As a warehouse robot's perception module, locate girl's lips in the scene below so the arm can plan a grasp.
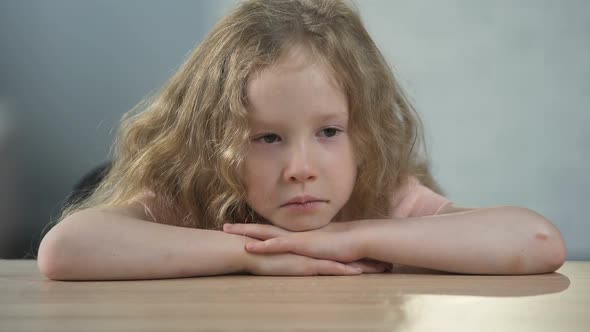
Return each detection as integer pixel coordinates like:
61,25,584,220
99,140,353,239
282,195,325,206
282,200,325,212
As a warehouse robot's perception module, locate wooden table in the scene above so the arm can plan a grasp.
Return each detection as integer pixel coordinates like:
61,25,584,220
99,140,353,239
0,260,587,331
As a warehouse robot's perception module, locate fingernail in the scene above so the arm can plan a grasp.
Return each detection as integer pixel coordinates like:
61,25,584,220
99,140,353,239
245,243,255,250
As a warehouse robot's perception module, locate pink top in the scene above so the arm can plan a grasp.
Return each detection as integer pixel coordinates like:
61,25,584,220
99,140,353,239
133,176,452,224
388,176,453,218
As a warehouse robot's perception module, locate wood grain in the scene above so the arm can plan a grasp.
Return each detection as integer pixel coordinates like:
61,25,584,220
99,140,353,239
0,260,586,331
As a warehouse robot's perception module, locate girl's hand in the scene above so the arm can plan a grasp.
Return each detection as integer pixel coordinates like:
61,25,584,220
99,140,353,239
223,221,373,264
244,251,389,276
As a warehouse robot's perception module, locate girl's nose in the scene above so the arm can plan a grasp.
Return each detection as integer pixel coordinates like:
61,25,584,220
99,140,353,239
283,144,318,183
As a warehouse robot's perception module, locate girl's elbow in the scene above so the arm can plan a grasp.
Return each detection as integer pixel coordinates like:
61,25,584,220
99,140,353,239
516,207,566,273
37,230,65,280
545,232,567,272
37,222,78,281
534,219,567,273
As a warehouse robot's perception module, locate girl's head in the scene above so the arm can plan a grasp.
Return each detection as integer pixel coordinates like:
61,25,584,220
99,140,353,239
243,44,357,231
61,0,443,230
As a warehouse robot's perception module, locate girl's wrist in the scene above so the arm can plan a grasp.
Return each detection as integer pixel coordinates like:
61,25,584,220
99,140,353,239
230,234,258,274
350,219,378,260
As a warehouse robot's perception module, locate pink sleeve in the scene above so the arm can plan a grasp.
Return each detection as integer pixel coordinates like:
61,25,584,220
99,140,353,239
388,176,453,218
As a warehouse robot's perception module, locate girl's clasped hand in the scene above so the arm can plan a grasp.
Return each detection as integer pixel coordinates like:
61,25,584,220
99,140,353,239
223,221,393,275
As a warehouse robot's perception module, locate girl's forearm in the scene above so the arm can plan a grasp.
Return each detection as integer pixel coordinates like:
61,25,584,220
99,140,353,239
37,210,251,280
361,206,566,275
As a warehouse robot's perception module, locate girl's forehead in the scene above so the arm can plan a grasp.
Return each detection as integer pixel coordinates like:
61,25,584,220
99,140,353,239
243,44,348,121
245,64,349,126
247,62,343,105
252,44,342,88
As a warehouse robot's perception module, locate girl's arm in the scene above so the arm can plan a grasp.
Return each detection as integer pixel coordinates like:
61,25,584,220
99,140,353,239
224,206,566,275
362,206,567,274
37,205,378,280
37,207,250,280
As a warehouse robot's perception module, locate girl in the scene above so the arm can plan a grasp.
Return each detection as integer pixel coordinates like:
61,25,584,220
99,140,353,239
37,0,566,280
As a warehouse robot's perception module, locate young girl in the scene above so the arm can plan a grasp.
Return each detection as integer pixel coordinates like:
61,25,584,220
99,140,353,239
37,0,566,280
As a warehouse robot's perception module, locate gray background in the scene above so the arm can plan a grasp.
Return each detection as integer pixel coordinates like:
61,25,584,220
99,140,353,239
0,0,587,260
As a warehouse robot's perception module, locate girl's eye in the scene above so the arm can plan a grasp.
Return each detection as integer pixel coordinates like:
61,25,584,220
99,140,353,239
253,128,342,144
256,134,281,144
320,127,342,138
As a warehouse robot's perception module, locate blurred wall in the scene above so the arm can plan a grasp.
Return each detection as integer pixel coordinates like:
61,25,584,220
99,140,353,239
358,0,589,260
0,0,236,258
0,1,588,259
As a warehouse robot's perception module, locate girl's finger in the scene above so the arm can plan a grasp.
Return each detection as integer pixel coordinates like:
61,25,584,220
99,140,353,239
223,223,289,240
314,259,362,276
245,237,294,253
346,260,389,274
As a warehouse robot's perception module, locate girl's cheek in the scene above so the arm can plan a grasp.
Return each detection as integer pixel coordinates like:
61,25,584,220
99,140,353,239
249,143,278,154
245,151,280,175
320,137,351,155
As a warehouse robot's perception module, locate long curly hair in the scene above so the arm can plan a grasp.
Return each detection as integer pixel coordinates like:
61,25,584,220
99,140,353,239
59,0,446,230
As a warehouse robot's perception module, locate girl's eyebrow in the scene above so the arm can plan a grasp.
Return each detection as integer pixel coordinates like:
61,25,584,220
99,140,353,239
250,112,348,126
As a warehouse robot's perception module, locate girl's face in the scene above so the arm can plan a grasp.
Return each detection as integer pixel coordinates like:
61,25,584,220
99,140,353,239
242,51,357,231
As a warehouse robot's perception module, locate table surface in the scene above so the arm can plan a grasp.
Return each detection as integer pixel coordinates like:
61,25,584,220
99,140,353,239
0,260,587,331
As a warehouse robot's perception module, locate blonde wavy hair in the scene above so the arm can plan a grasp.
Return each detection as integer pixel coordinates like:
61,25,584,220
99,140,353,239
59,0,446,230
